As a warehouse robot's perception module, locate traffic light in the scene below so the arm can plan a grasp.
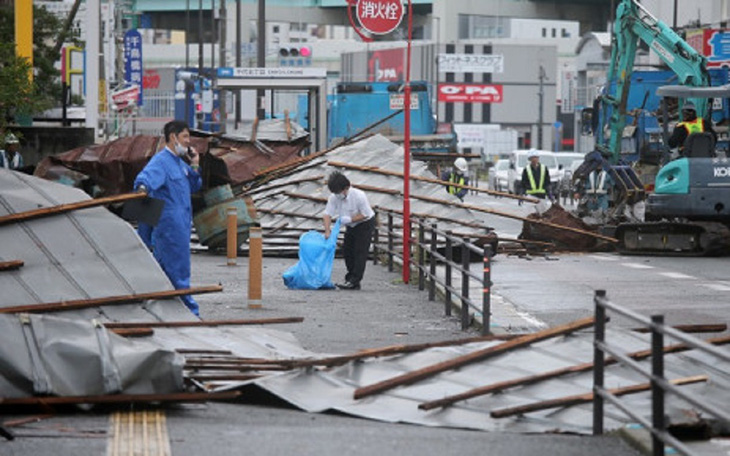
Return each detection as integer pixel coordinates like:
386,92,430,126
278,45,312,66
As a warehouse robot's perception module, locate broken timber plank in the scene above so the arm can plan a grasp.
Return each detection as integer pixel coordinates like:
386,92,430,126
0,285,223,314
104,317,304,329
489,375,708,418
0,260,24,271
328,160,539,203
0,391,241,408
0,192,146,227
281,191,490,230
632,323,727,334
353,316,596,400
412,193,618,243
419,335,730,410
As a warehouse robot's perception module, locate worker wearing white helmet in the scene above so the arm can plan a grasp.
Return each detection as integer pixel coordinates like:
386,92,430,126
0,133,23,170
521,150,552,200
441,157,469,201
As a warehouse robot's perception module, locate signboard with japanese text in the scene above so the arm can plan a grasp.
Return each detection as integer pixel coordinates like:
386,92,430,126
123,29,143,106
217,67,327,78
389,93,419,110
356,0,404,35
686,28,730,68
437,54,504,73
437,84,503,103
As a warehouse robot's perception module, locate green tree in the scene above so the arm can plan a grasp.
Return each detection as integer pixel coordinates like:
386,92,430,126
0,5,75,133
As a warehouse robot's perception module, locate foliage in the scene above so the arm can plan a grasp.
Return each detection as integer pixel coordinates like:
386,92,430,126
0,5,78,132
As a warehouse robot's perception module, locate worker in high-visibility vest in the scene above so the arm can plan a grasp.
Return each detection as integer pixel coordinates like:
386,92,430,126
668,101,716,156
521,151,553,200
575,163,612,213
441,157,469,201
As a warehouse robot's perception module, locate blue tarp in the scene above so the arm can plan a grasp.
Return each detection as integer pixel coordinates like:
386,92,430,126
283,220,341,290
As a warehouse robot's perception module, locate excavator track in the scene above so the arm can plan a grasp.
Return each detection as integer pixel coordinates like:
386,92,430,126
615,221,730,256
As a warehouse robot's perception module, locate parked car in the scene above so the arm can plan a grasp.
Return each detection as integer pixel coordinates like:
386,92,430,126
488,159,510,191
507,149,560,195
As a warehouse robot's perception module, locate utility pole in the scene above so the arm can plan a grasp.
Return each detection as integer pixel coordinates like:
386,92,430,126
218,0,227,133
537,65,546,150
257,0,266,119
235,0,241,128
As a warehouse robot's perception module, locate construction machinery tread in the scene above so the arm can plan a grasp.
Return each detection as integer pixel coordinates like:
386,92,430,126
615,221,730,256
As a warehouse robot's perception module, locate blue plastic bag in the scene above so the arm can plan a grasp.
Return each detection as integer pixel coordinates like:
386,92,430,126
282,220,341,290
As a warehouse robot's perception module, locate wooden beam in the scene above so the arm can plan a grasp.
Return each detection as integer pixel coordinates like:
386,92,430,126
632,323,727,334
419,335,730,410
280,191,491,230
0,192,147,227
104,317,304,329
353,317,596,400
0,285,223,314
245,175,324,196
411,193,618,243
490,375,708,419
328,160,539,203
0,260,24,271
0,391,241,408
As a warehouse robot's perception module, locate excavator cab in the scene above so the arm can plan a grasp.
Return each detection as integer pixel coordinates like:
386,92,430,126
615,85,730,255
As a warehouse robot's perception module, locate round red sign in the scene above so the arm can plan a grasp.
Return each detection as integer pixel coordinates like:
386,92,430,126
356,0,404,35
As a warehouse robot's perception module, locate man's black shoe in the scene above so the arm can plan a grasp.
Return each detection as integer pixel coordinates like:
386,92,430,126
337,281,360,290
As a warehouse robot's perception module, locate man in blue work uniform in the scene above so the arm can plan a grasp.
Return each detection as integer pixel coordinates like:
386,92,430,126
134,120,202,315
323,171,375,290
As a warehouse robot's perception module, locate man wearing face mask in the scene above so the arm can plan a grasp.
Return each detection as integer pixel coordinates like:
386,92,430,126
323,171,375,290
134,120,203,316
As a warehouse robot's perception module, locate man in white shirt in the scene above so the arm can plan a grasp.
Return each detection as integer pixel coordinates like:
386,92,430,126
323,171,376,290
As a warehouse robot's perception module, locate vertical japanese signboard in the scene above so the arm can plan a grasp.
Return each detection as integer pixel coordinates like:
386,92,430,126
124,29,143,106
356,0,404,35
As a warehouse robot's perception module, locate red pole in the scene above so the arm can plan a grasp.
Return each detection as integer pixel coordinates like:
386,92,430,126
402,0,413,284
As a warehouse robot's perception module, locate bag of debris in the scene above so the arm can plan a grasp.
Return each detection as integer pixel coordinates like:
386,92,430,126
283,220,341,290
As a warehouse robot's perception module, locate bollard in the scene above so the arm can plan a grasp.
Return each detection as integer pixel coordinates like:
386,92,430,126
248,226,262,309
226,207,237,266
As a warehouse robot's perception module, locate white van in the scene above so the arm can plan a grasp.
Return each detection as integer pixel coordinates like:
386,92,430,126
507,149,560,195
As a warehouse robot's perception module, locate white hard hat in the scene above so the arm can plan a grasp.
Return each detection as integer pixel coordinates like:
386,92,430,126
454,157,468,173
4,133,19,144
528,149,539,159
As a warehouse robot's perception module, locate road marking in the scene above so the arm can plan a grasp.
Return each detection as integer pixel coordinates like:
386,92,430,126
589,254,618,261
621,262,654,269
107,409,171,456
700,283,730,291
658,272,696,280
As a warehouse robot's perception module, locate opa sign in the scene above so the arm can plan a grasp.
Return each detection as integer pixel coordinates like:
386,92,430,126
438,84,503,103
356,0,404,35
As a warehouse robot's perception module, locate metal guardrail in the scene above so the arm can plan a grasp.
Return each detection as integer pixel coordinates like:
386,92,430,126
592,290,730,456
373,208,494,335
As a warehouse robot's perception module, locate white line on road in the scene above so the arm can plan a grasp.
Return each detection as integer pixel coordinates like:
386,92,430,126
620,262,654,269
589,254,619,261
658,272,696,280
700,283,730,291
